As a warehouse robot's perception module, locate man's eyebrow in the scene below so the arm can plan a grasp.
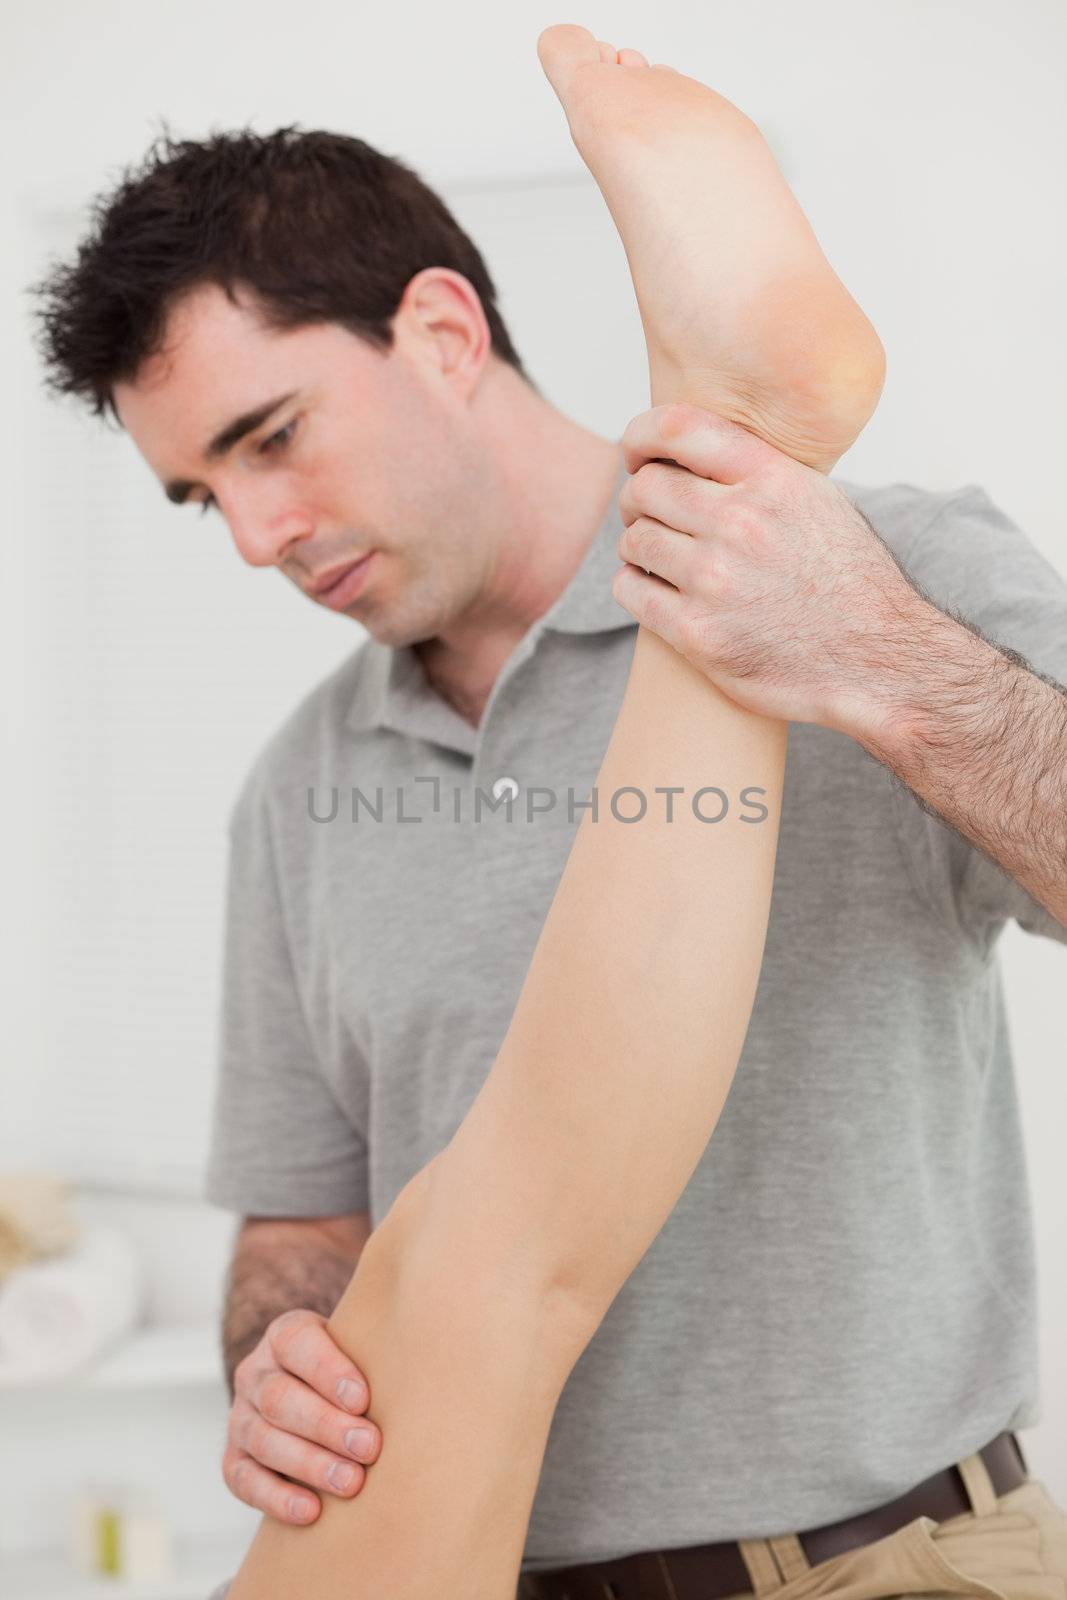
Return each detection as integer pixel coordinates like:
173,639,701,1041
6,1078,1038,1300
163,390,299,505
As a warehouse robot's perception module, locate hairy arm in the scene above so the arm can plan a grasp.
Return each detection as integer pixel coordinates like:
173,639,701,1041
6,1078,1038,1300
222,1216,372,1396
849,601,1067,927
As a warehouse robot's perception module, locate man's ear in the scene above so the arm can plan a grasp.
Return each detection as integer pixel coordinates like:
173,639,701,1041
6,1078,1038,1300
392,267,490,396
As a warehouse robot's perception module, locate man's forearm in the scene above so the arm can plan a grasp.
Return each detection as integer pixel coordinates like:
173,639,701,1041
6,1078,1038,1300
846,596,1067,926
222,1224,362,1396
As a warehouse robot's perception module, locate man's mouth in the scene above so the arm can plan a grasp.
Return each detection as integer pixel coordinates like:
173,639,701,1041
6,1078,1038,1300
309,552,377,610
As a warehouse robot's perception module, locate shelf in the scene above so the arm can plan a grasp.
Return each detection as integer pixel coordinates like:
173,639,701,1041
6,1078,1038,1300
0,1537,242,1599
0,1323,225,1392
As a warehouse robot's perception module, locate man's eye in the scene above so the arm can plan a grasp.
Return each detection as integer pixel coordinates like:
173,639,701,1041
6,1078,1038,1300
259,418,298,455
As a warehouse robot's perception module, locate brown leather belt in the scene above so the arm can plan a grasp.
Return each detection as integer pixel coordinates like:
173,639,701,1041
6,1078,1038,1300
517,1431,1028,1600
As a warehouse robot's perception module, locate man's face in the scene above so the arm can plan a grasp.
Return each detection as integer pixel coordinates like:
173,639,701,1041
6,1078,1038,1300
113,280,496,647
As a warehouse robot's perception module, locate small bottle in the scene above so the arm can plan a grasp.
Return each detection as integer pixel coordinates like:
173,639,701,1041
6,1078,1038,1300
121,1491,176,1583
68,1483,175,1581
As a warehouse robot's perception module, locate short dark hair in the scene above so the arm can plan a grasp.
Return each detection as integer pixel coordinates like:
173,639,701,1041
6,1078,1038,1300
29,123,534,421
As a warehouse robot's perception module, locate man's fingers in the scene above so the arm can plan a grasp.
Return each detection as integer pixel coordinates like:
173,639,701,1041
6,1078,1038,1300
620,402,778,484
234,1403,370,1503
618,459,729,537
268,1310,371,1413
617,516,703,595
222,1444,323,1525
610,562,697,653
224,1310,382,1528
249,1373,382,1464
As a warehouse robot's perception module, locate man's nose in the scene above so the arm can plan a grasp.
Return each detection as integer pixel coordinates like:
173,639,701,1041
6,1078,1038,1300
223,487,313,568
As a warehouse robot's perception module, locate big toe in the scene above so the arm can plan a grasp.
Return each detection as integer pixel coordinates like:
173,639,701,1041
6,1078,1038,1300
537,23,603,99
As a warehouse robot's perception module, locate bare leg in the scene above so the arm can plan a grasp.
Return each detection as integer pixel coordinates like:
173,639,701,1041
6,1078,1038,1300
222,27,884,1600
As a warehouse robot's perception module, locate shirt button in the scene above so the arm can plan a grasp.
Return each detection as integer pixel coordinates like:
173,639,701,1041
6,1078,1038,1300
492,776,520,802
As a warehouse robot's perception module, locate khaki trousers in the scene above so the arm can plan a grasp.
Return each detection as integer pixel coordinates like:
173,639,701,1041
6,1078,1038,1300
730,1454,1067,1600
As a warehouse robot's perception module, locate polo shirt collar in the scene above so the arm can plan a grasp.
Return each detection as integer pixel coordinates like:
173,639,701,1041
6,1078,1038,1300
345,452,633,749
344,635,480,755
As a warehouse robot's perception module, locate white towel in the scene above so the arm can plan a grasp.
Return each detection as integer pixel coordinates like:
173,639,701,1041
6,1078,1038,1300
0,1225,143,1380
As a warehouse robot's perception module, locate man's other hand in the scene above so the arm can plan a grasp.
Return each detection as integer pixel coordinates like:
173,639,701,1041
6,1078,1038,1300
223,1308,382,1524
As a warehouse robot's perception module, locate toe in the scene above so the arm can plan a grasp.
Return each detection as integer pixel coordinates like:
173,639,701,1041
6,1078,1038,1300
537,23,603,97
617,47,649,68
596,39,618,63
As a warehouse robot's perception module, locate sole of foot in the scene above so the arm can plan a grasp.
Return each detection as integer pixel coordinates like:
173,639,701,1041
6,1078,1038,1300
537,24,886,473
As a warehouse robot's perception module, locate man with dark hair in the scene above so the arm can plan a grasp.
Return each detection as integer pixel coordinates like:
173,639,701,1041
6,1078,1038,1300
35,121,536,411
31,22,1067,1600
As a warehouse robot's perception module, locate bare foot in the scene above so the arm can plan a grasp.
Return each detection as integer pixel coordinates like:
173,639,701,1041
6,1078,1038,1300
537,24,886,472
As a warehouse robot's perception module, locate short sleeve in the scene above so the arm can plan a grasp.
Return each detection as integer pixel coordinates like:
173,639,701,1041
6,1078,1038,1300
890,486,1067,947
202,764,371,1216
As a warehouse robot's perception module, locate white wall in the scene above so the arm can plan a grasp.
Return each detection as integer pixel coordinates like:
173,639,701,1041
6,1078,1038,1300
2,0,1064,1562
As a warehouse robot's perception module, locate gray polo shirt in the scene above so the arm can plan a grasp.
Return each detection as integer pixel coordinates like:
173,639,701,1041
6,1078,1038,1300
204,461,1066,1569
